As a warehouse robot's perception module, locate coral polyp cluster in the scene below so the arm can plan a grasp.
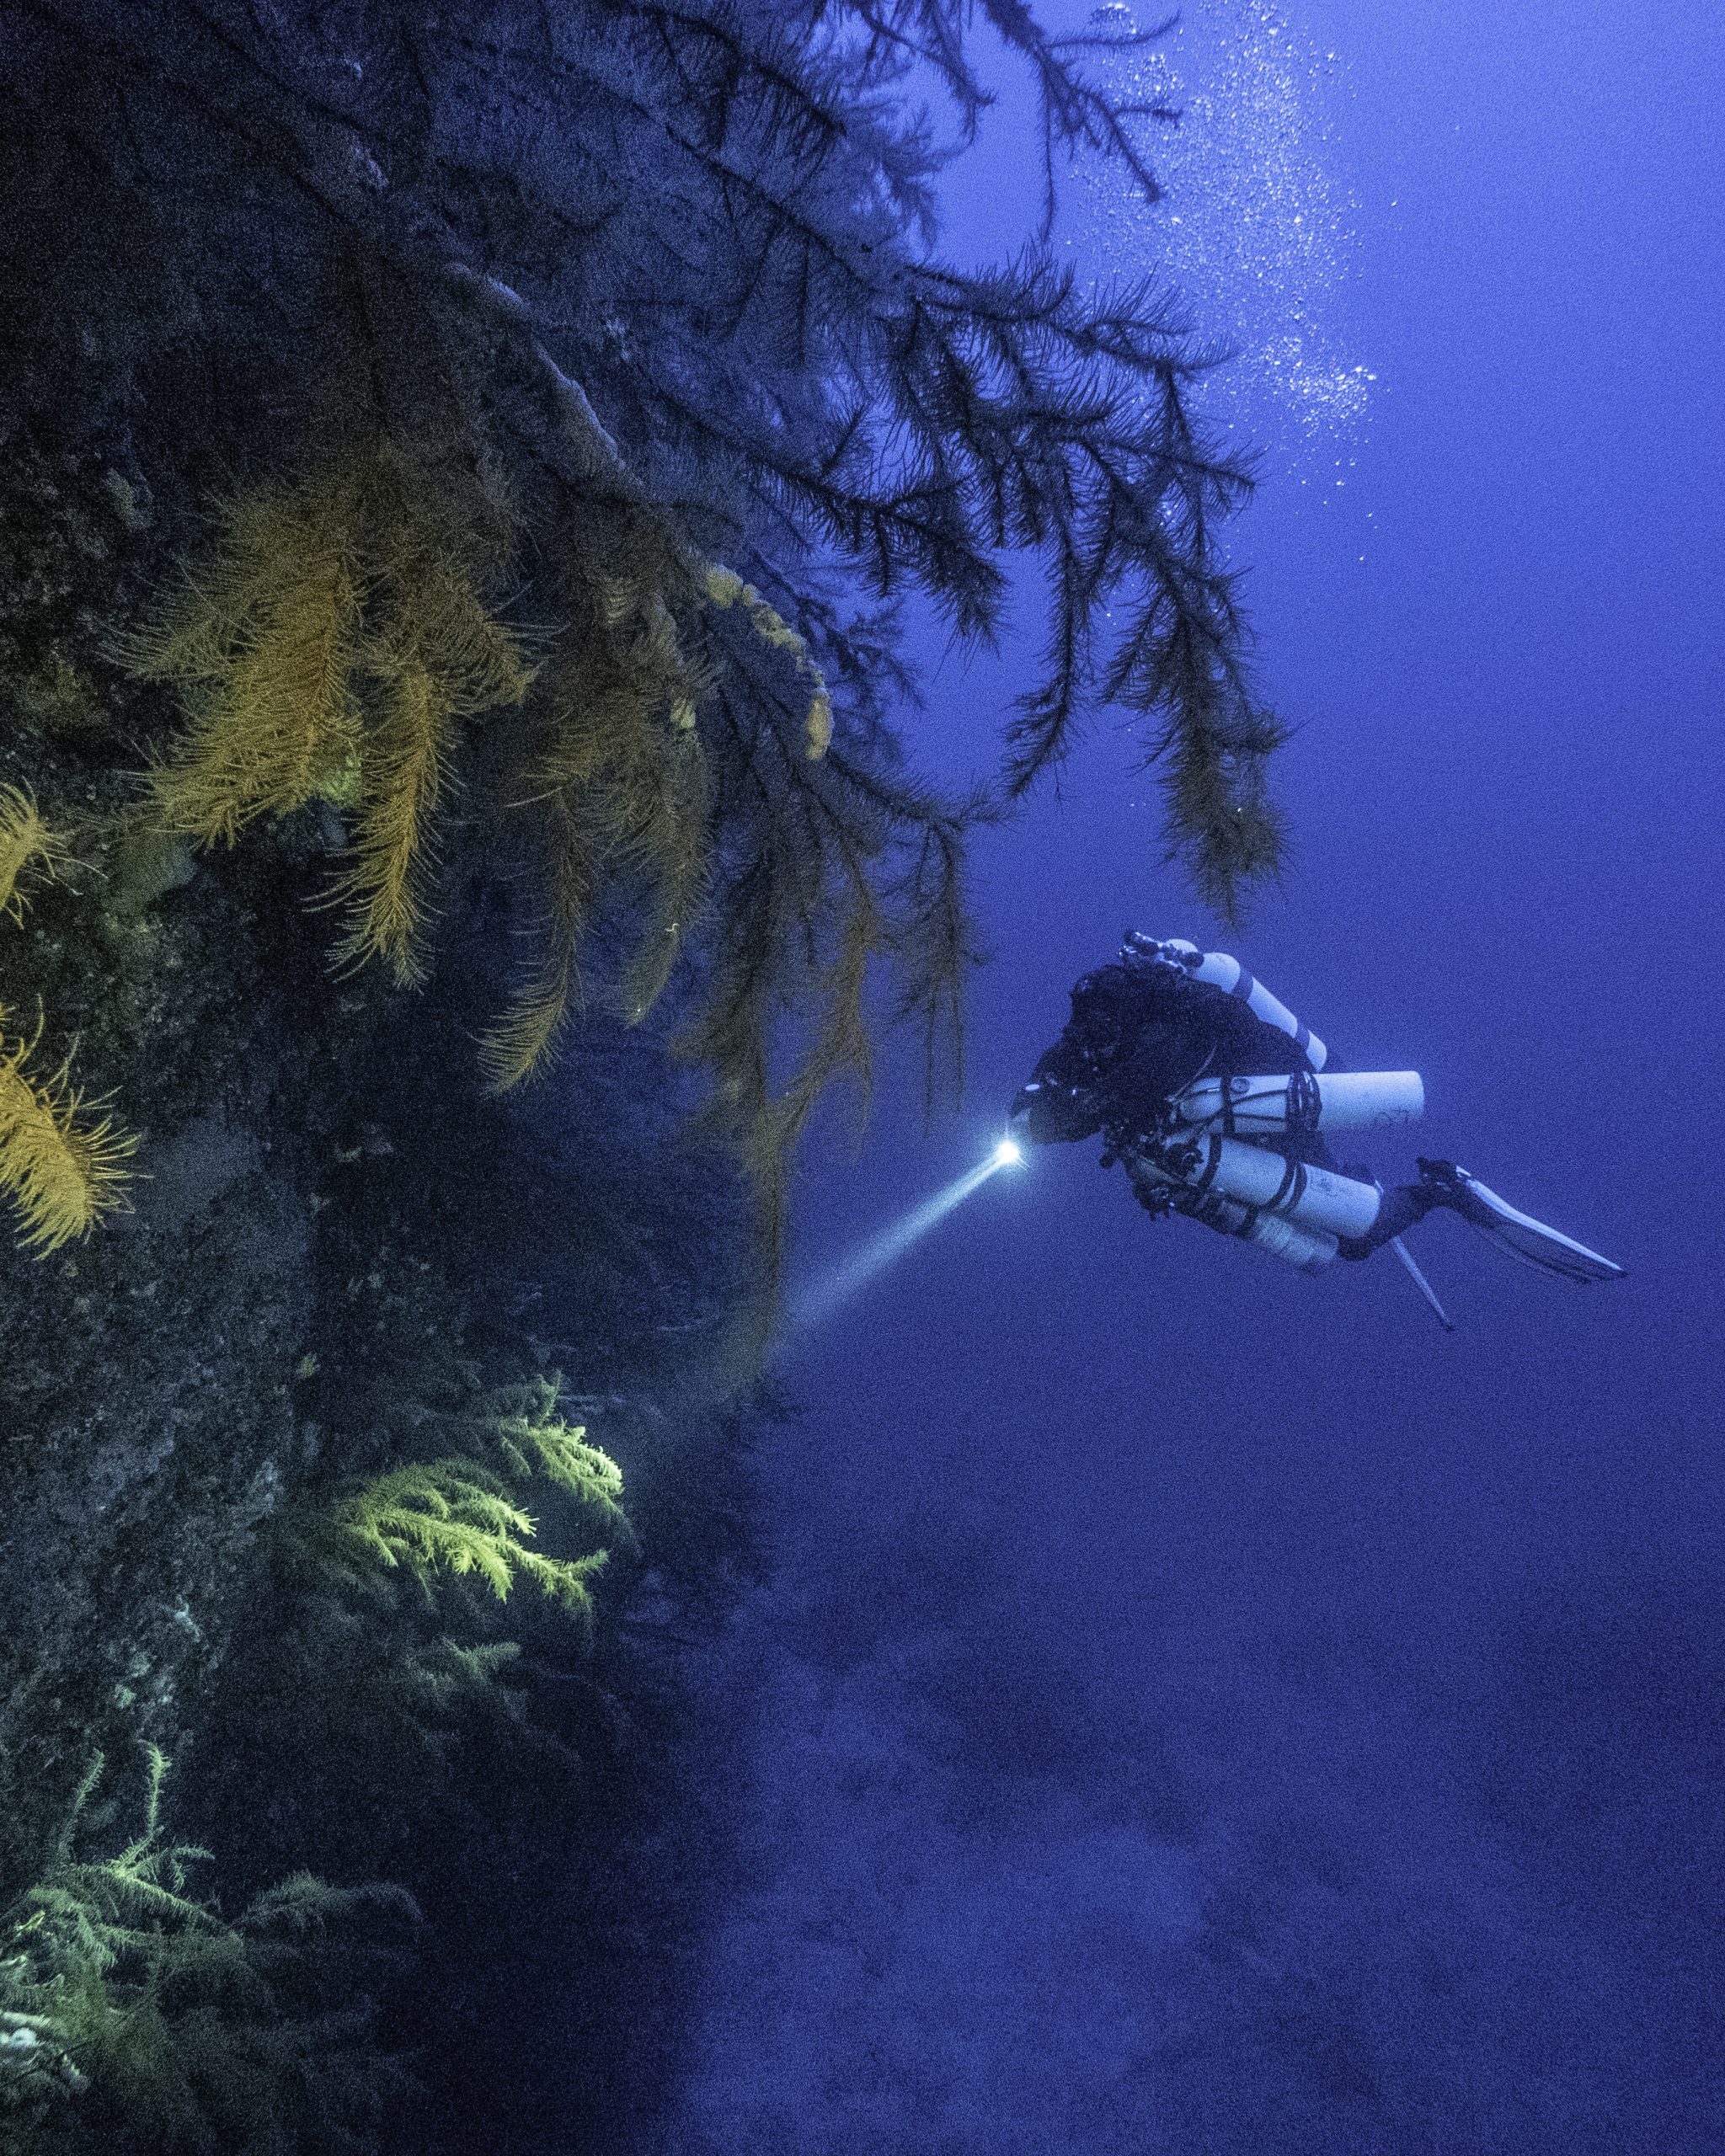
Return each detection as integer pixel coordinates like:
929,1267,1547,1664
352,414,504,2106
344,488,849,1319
704,565,833,760
0,788,134,1255
0,1022,136,1254
0,787,67,924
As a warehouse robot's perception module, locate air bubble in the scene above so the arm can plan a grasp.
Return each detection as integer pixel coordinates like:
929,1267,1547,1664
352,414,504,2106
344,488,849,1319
1069,0,1374,464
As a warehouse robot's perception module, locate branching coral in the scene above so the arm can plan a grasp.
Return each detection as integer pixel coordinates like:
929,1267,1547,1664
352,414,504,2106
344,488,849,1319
478,509,714,1086
314,1460,611,1623
0,1749,415,2153
292,1378,625,1641
131,435,949,1292
129,443,533,988
130,465,371,844
322,451,537,985
99,0,1287,1299
473,1380,629,1528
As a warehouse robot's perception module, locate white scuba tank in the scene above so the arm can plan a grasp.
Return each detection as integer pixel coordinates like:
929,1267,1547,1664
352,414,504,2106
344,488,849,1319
1146,937,1329,1071
1240,1211,1340,1273
1176,1070,1425,1136
1164,1133,1383,1241
1127,1155,1342,1272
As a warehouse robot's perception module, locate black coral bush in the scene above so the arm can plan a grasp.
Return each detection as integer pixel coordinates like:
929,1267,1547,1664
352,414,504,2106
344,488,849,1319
54,0,1284,1278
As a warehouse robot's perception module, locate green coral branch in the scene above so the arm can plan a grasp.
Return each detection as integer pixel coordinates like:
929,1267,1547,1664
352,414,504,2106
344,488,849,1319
318,1459,611,1622
0,1750,416,2152
467,1376,630,1530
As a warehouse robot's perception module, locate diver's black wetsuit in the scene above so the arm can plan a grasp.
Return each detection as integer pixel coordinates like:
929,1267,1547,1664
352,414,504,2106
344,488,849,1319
1014,958,1315,1148
1013,955,1427,1258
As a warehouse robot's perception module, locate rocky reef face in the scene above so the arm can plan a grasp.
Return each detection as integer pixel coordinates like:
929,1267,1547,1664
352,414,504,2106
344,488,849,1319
0,376,760,2153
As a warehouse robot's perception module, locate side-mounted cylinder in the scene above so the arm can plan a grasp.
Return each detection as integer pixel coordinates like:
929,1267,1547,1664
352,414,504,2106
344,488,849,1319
1150,1133,1383,1241
1127,1154,1343,1273
1193,1192,1340,1273
1175,1070,1425,1137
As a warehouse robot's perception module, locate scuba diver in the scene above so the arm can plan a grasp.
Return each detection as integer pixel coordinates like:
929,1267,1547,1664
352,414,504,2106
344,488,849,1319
1008,932,1624,1321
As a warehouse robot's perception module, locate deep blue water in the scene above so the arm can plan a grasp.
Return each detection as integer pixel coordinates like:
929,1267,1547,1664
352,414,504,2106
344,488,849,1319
660,4,1725,2149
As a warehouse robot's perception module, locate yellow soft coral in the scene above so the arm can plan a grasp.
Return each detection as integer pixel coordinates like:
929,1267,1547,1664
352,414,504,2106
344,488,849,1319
0,784,68,921
322,456,533,983
128,443,957,1314
128,445,531,985
131,467,369,844
481,534,710,1087
0,1016,136,1251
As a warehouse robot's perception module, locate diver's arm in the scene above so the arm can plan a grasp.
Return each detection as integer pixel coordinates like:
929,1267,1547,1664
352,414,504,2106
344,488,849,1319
1009,963,1174,1144
1009,1050,1103,1145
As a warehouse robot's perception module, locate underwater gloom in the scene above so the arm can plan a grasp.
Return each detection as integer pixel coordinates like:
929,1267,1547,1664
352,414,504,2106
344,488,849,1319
1,3,1719,2153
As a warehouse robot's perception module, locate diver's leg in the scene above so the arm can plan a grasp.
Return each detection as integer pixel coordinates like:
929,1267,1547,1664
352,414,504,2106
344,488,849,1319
1343,1160,1625,1280
1335,1179,1436,1262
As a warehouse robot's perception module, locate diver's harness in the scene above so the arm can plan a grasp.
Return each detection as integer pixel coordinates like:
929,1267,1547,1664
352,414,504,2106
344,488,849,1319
1097,936,1425,1275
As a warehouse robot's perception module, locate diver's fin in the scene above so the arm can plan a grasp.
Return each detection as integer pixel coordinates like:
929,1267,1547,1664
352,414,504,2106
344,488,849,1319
1418,1160,1626,1284
1390,1235,1455,1330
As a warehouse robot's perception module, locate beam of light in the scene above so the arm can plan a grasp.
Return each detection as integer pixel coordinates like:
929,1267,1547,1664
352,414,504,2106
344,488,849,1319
791,1144,1023,1332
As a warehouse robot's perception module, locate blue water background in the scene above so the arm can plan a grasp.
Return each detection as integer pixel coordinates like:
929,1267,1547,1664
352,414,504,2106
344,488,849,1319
662,4,1725,2148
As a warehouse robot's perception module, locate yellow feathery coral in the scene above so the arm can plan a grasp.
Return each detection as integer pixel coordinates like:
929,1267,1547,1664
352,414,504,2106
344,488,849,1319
323,488,533,983
0,785,68,921
323,654,450,983
124,446,952,1313
133,467,368,843
0,1016,136,1252
483,536,710,1086
130,446,531,985
615,725,709,1025
478,791,596,1091
677,853,884,1285
328,599,528,987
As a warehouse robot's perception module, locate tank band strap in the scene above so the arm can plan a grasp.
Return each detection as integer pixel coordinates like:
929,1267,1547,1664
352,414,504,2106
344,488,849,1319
1287,1069,1322,1136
